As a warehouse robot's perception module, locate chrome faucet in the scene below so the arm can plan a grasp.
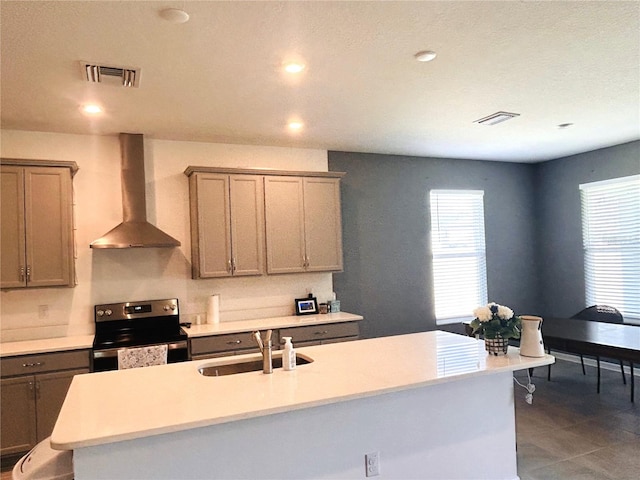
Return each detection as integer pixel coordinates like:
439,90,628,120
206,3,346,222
252,330,273,374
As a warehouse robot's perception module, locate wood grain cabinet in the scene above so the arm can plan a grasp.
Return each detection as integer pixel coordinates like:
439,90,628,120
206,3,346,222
264,176,343,274
279,322,360,347
1,160,77,289
190,331,265,360
187,172,265,278
0,350,90,456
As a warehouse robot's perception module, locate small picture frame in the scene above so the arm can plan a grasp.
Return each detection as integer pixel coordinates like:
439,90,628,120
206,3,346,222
295,296,319,316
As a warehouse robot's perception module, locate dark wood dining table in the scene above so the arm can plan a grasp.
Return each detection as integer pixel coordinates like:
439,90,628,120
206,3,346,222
541,317,640,402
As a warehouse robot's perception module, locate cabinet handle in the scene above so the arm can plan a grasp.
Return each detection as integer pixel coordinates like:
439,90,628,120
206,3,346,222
35,381,41,399
26,265,31,281
19,266,25,282
314,330,329,336
232,258,237,273
226,340,242,345
28,381,35,392
227,260,232,273
22,362,44,368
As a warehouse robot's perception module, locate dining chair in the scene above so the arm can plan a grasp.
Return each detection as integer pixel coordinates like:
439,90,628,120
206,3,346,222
567,305,626,393
117,344,168,370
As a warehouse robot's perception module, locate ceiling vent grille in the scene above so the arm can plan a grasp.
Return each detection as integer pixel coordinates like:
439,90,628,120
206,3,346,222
473,111,520,126
81,62,141,88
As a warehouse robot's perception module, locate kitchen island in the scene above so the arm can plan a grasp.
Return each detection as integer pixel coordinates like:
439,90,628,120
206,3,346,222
52,331,553,479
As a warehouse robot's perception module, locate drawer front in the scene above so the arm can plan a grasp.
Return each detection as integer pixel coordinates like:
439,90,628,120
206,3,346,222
190,332,258,355
280,322,360,344
1,350,90,378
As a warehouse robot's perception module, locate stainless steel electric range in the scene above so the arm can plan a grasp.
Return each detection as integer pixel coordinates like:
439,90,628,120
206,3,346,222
92,298,189,372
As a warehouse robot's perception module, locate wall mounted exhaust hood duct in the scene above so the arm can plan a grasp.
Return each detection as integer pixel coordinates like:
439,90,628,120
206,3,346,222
90,133,181,248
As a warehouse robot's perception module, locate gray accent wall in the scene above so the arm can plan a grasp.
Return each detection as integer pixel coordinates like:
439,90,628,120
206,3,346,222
328,152,539,339
536,141,640,318
330,141,639,339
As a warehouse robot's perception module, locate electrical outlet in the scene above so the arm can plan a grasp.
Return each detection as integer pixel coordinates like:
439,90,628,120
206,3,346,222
365,452,380,477
38,305,49,319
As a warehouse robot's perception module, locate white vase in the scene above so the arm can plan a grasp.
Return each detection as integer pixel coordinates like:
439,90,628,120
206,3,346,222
519,315,546,357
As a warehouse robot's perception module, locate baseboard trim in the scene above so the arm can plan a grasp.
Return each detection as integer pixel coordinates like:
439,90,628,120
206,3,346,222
551,351,638,377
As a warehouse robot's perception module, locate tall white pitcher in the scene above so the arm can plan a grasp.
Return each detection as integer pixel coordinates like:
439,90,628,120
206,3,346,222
519,315,545,357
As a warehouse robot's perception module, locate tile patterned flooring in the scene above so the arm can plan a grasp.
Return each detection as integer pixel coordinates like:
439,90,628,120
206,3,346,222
2,357,638,479
515,358,640,480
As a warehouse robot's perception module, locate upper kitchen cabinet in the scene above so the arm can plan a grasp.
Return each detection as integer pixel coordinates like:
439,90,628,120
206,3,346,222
1,160,77,289
186,169,265,278
265,175,344,274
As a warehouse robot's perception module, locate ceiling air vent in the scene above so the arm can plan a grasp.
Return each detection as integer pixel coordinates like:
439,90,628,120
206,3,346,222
81,62,141,88
473,111,520,126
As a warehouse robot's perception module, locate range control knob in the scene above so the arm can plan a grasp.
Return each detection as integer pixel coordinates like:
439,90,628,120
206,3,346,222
96,310,104,317
105,309,113,316
164,304,177,312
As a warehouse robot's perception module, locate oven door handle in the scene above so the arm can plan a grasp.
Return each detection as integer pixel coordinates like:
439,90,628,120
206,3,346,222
93,341,188,359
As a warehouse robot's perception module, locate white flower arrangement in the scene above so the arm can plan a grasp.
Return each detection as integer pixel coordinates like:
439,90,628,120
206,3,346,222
470,302,521,340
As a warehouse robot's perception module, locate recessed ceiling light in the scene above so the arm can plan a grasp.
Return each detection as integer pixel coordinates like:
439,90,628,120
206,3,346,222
288,121,303,131
159,8,190,24
81,104,103,115
284,62,305,74
557,123,574,129
414,50,437,62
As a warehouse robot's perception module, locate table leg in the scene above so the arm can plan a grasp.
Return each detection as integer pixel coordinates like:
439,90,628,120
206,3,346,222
597,356,601,394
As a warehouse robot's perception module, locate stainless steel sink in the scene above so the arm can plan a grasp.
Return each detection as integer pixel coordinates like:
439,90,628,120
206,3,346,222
198,354,313,377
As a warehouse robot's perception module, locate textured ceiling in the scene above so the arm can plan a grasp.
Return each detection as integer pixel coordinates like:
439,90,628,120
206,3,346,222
1,1,639,162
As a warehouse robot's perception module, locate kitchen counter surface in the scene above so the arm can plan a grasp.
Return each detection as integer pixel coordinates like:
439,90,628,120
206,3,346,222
183,311,363,337
0,335,94,357
51,330,553,450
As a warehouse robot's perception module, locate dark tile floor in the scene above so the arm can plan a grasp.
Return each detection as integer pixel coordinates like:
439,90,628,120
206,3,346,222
2,357,637,480
515,357,640,480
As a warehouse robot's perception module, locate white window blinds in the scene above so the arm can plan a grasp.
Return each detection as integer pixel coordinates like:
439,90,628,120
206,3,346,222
429,190,487,323
580,175,640,321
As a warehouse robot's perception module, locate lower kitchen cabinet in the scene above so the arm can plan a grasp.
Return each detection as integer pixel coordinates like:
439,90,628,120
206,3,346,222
190,322,360,359
190,331,264,360
0,350,90,456
280,322,360,347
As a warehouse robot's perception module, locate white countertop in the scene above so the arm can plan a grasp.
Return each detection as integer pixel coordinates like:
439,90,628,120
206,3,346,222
0,335,94,357
51,331,554,450
183,312,363,337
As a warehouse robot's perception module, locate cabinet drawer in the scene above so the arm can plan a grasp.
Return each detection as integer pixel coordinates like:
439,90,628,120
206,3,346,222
1,350,90,378
280,322,360,344
190,332,259,356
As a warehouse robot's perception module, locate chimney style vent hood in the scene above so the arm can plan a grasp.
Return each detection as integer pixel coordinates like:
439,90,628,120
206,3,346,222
90,133,181,249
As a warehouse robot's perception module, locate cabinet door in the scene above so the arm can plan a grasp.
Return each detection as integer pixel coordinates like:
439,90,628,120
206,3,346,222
35,369,88,442
229,175,264,276
264,176,306,274
24,167,73,287
1,376,37,455
191,173,232,278
1,166,27,288
303,177,343,272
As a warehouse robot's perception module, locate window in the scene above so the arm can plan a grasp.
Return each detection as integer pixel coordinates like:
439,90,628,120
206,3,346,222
429,190,487,324
580,175,640,321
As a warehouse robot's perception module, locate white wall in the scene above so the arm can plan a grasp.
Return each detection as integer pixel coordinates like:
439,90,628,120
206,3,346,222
73,372,518,480
0,130,334,342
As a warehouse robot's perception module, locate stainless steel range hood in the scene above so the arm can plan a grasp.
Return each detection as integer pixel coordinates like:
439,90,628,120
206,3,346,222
90,133,181,249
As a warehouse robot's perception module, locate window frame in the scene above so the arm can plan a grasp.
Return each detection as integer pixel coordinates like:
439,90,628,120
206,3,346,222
579,174,640,321
429,189,488,325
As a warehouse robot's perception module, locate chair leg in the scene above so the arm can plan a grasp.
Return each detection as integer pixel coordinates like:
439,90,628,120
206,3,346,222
547,348,552,381
631,362,635,403
596,356,601,394
580,354,586,375
619,360,626,385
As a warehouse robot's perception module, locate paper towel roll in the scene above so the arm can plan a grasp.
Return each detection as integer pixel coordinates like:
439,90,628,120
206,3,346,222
206,294,220,324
